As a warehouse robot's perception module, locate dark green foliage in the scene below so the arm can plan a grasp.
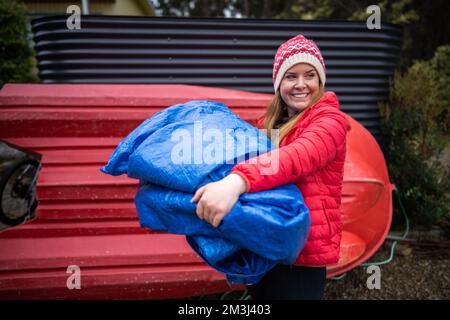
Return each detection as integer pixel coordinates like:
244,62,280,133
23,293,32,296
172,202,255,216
0,0,39,87
379,46,450,227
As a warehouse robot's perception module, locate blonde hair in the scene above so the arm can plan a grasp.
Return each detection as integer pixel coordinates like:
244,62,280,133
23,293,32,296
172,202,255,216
264,82,324,148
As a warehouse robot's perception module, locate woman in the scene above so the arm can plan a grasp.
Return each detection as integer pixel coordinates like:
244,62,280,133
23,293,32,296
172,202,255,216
191,35,348,300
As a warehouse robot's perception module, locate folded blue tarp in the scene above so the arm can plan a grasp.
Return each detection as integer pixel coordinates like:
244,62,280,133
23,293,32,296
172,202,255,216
101,100,310,284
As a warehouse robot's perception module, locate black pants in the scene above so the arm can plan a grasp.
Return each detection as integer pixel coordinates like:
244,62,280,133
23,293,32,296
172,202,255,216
246,264,327,300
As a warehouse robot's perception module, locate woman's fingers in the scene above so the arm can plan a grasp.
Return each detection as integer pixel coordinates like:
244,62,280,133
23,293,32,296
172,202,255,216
203,205,213,224
197,201,226,228
212,213,225,228
196,199,205,220
191,186,205,203
192,180,234,227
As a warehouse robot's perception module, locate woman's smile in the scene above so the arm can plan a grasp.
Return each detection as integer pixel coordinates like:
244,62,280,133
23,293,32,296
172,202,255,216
291,92,310,99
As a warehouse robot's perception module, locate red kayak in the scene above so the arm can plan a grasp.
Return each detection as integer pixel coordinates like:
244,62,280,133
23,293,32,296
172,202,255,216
0,84,393,299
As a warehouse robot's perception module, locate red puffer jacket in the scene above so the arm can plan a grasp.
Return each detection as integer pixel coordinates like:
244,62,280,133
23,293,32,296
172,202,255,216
231,91,349,266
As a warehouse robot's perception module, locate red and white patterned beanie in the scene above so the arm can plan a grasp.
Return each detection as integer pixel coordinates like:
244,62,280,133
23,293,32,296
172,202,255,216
273,35,326,92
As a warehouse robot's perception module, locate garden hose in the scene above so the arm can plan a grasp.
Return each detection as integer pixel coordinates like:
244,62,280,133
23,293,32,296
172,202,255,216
331,186,410,280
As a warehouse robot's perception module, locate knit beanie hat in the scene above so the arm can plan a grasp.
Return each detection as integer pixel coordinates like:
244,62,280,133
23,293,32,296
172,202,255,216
273,35,326,92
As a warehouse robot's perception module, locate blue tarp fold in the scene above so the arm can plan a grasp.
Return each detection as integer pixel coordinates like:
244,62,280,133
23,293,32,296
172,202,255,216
101,100,310,284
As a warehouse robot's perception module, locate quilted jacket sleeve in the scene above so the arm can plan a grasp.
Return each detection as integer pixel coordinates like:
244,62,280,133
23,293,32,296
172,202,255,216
231,107,348,193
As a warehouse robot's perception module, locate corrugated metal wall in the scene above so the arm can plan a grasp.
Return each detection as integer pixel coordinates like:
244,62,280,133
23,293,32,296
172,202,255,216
30,15,402,138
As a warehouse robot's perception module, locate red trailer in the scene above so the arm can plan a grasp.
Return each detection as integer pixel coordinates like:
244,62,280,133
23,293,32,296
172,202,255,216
0,84,394,299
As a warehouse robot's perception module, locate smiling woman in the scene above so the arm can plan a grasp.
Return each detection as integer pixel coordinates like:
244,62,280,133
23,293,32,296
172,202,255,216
194,34,349,300
279,63,322,116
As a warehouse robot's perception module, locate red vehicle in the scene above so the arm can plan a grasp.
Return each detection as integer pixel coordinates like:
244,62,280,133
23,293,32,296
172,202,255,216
0,84,394,299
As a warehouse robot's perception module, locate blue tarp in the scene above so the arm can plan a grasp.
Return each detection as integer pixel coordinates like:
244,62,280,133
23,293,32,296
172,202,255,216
101,100,310,284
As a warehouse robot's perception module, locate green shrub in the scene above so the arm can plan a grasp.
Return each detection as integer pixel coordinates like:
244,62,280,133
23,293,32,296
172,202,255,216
0,0,39,87
380,45,450,228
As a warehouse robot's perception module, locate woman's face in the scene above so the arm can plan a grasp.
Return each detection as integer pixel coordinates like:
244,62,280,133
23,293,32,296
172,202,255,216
279,63,320,116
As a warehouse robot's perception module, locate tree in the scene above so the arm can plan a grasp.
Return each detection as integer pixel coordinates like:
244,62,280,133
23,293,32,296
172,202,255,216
379,45,450,227
275,0,449,70
0,0,38,87
156,0,229,17
154,0,294,18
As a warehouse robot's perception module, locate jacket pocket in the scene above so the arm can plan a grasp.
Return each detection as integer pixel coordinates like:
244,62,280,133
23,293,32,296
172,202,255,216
321,199,333,240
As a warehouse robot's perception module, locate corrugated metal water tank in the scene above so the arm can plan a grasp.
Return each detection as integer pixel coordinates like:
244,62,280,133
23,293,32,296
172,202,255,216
30,15,402,138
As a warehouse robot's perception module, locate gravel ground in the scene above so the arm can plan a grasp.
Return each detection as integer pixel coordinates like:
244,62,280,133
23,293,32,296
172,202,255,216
323,241,450,300
196,235,449,300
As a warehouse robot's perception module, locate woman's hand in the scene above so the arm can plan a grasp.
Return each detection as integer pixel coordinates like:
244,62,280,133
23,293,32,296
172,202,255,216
191,173,247,228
